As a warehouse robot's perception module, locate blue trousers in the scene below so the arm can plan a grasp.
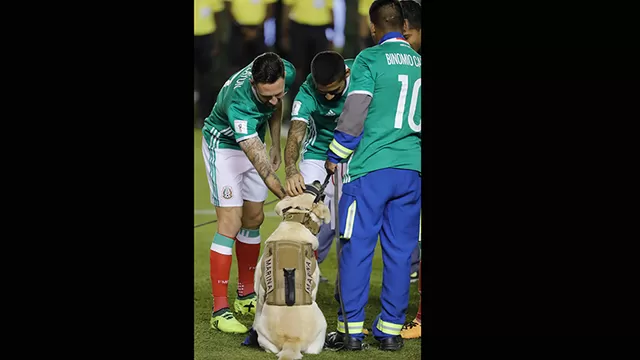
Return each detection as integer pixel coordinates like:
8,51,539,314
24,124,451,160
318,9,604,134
334,168,421,340
317,205,420,271
316,223,335,264
319,224,421,272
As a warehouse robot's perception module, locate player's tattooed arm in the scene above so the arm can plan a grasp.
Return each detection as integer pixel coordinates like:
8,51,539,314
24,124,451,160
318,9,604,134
239,137,287,199
284,119,308,196
284,120,308,178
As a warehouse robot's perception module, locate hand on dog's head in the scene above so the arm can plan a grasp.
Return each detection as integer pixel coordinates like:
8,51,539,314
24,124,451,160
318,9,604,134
275,182,331,227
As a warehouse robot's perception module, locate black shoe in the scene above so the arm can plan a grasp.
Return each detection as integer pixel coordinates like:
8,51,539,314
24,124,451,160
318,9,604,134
379,335,404,351
324,331,364,351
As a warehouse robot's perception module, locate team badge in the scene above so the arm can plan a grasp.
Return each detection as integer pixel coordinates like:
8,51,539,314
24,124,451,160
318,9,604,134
222,186,233,199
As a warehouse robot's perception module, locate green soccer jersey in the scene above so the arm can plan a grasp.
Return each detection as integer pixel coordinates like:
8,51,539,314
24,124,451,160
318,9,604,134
342,38,422,183
202,59,296,150
291,59,355,161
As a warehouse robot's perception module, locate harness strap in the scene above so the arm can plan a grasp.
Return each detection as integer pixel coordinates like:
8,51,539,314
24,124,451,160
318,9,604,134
282,211,320,235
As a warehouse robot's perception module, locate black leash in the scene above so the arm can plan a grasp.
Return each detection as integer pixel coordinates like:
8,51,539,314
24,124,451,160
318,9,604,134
313,173,332,204
331,169,351,348
322,167,353,349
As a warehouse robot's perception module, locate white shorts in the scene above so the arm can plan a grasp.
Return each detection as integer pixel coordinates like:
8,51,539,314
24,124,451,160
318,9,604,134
299,159,346,229
202,137,268,207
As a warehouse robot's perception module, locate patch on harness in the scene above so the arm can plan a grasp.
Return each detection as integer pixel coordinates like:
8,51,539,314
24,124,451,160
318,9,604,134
264,254,274,295
305,257,313,294
261,240,316,306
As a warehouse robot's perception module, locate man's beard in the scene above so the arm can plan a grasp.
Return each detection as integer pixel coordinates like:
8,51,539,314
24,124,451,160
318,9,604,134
328,93,342,102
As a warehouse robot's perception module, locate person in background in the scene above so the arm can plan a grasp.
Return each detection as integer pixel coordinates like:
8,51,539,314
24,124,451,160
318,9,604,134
225,0,278,75
281,0,335,101
401,0,422,54
358,0,375,50
403,0,422,282
400,0,423,340
195,0,225,128
327,0,347,51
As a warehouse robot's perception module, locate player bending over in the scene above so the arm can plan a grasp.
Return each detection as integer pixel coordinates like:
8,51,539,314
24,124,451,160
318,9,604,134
201,52,295,334
284,51,352,277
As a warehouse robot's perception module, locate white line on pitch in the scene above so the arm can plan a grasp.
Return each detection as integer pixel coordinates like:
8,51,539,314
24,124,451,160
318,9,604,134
194,209,279,217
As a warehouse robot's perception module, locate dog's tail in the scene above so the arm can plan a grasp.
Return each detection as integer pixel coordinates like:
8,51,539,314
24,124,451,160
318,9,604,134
277,336,302,360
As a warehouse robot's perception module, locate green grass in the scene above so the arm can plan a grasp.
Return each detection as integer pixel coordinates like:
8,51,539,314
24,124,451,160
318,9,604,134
194,129,421,359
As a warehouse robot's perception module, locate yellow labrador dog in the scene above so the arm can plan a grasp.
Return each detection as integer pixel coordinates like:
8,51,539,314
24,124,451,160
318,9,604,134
251,185,331,360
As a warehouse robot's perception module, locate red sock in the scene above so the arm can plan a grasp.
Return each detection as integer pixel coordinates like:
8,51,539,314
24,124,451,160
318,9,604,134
210,232,234,312
416,261,422,324
314,250,318,259
235,228,261,297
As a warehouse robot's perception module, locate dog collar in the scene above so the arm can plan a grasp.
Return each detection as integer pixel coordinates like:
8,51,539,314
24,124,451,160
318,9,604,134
281,207,320,235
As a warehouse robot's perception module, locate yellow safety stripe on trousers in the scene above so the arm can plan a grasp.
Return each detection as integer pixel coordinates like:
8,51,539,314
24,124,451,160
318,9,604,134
376,319,403,336
337,320,364,334
329,139,353,159
343,200,357,239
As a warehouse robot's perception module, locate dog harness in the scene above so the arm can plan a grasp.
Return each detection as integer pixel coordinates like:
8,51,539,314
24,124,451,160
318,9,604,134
260,207,319,307
280,205,321,235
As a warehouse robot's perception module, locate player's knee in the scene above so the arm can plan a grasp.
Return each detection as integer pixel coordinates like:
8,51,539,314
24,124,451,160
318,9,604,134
217,210,243,237
241,211,264,229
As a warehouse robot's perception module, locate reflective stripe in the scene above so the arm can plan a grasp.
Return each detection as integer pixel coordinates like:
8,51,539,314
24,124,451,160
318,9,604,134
329,139,353,158
376,319,403,336
337,320,364,334
343,200,357,239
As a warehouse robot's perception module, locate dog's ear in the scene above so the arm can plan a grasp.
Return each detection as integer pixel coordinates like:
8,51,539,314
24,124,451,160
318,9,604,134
310,202,331,225
274,197,293,216
319,203,331,224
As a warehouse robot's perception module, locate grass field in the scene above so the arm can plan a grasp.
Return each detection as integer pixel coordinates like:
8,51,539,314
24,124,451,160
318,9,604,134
194,128,421,359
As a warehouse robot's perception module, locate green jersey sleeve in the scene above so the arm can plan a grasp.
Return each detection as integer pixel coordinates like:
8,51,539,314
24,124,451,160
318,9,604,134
290,76,317,123
347,50,375,98
227,101,261,142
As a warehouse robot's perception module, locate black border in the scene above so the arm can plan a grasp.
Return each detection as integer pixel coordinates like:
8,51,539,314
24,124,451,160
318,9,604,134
36,0,639,357
422,0,640,356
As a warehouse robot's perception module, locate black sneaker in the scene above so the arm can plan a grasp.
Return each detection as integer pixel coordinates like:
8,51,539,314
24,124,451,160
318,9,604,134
324,331,364,351
379,335,404,351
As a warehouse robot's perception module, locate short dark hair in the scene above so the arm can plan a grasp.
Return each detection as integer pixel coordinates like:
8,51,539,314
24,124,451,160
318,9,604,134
401,0,421,30
251,52,284,84
311,51,346,86
369,0,405,32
